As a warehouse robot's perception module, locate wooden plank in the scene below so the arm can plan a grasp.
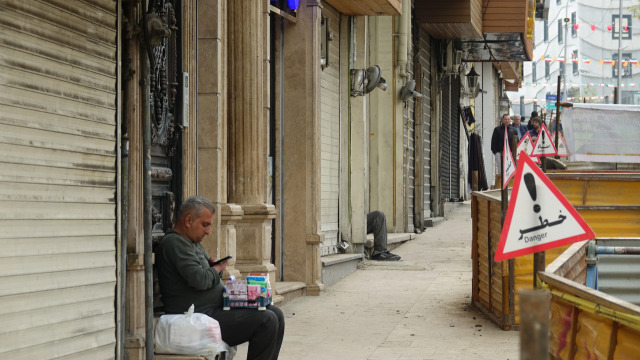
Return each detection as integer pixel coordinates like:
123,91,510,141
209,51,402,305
472,189,502,202
483,24,526,33
547,241,588,277
539,272,640,315
324,0,401,15
0,267,116,297
0,283,115,315
0,327,115,359
472,195,479,301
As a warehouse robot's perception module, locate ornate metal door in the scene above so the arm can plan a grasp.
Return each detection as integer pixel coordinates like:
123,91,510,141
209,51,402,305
148,0,183,244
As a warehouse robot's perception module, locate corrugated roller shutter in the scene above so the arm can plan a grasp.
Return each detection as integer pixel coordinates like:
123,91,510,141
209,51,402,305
440,76,452,201
418,30,432,218
405,71,415,233
319,4,341,256
440,75,461,201
0,1,117,358
450,77,461,200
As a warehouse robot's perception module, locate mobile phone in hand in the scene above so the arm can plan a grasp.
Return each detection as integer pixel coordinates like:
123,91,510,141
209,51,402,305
212,256,232,266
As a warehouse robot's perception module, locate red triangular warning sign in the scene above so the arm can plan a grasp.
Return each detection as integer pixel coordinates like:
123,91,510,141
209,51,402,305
503,128,516,189
530,123,558,157
494,152,595,261
516,132,533,162
551,133,569,157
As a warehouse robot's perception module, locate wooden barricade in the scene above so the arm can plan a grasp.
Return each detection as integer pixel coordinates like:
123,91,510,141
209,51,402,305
471,171,640,330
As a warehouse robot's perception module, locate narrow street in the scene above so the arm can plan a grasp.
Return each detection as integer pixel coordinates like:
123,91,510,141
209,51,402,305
235,203,520,359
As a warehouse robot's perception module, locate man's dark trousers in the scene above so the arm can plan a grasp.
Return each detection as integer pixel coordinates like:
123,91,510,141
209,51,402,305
210,305,285,360
367,211,388,256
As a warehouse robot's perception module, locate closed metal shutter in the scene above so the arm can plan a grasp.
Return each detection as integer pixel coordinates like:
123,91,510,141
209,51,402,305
450,77,461,200
319,4,341,256
405,68,415,233
417,27,432,219
440,75,461,201
0,1,118,358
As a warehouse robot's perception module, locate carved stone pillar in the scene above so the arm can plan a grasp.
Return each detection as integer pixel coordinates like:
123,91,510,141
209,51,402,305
227,0,275,279
234,204,276,280
219,203,243,280
280,0,324,295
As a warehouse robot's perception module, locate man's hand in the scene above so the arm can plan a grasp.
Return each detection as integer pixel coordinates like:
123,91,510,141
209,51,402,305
210,257,229,273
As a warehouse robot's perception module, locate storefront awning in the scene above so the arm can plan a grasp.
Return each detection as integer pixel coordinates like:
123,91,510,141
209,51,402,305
415,0,483,40
418,0,535,62
495,61,522,91
323,0,401,16
460,33,534,62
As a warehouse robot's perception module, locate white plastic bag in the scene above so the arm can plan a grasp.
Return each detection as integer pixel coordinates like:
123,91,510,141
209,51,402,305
155,304,227,359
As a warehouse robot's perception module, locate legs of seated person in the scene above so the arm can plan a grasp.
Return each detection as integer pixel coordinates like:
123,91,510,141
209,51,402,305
210,305,285,360
366,211,387,256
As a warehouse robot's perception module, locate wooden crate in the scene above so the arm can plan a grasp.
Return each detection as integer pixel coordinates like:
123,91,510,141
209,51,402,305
471,171,640,330
471,191,568,330
539,241,640,359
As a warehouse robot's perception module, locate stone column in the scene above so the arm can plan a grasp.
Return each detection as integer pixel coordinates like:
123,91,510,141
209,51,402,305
218,204,243,279
197,0,245,279
281,0,324,295
227,0,276,279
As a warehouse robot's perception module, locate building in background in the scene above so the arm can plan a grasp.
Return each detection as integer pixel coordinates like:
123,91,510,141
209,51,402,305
511,0,640,117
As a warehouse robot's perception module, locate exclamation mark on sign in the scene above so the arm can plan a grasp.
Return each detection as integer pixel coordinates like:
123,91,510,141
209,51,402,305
524,172,541,214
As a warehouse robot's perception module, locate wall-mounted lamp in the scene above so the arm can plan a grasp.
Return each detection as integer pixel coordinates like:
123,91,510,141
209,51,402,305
466,67,479,97
399,80,424,102
350,65,387,97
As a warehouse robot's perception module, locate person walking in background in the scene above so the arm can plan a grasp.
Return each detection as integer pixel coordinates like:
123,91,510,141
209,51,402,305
528,117,543,142
527,111,538,130
490,114,516,171
367,211,401,261
512,114,528,141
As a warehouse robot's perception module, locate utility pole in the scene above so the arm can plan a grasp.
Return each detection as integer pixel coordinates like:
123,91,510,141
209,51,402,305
563,4,569,103
616,0,623,104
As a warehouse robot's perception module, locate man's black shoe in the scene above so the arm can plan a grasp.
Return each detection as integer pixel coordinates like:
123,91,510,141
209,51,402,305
372,250,401,261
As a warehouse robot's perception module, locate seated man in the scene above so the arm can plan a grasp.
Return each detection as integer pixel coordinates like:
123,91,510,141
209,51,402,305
367,211,401,261
156,195,285,360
